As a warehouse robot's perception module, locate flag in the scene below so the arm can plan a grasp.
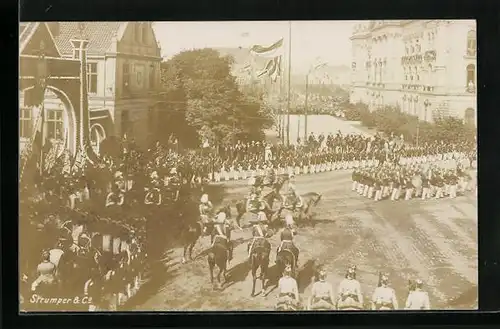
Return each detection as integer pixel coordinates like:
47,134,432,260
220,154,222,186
257,56,282,82
250,38,284,58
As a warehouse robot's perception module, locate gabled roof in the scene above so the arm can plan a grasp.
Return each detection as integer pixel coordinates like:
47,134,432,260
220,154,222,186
49,22,125,56
19,22,62,57
19,22,39,49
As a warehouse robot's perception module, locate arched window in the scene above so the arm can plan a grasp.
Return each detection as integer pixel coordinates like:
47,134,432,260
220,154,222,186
467,30,476,56
466,64,476,92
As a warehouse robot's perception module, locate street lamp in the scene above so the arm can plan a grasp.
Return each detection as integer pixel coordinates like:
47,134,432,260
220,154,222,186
304,61,327,141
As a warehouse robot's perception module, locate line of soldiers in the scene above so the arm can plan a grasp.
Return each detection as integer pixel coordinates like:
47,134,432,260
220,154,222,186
277,264,431,310
351,153,476,202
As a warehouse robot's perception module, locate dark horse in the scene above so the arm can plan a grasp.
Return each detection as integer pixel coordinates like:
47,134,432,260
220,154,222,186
249,235,272,297
234,174,289,228
207,216,233,289
275,227,299,280
182,204,231,264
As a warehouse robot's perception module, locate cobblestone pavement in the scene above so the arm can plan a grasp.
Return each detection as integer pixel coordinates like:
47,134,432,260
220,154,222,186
131,170,477,311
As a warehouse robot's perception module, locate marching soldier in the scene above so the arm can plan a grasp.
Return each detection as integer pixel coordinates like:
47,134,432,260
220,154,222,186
405,279,431,310
371,272,398,310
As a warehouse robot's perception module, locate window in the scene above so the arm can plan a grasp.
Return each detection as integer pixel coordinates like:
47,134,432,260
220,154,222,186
87,62,98,93
46,108,64,140
149,64,155,89
123,63,130,92
466,64,476,92
467,30,476,56
20,107,32,138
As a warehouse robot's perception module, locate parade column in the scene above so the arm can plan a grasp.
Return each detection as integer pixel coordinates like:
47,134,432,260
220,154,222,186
70,24,99,163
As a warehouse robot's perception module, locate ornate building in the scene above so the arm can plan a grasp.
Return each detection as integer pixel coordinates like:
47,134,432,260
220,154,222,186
349,20,476,126
20,22,163,155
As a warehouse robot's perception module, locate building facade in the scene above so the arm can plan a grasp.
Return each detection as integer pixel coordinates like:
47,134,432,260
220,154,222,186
19,22,163,155
349,20,476,126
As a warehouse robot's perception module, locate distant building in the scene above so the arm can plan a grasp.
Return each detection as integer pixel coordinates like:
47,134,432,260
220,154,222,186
349,20,476,126
19,22,163,154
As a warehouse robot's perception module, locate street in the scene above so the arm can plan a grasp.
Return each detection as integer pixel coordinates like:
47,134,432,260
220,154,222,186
129,170,477,311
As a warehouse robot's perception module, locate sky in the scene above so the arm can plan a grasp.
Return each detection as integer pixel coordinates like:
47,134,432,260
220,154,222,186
153,21,359,74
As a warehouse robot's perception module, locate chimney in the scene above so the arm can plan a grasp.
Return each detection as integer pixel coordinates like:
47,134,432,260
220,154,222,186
47,22,60,37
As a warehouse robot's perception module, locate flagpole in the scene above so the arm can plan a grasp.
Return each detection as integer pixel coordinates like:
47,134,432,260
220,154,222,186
286,21,292,146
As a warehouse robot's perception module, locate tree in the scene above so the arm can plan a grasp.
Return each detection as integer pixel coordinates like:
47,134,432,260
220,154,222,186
160,48,272,148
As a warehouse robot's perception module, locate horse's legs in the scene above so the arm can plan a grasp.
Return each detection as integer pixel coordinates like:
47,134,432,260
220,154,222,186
208,254,215,285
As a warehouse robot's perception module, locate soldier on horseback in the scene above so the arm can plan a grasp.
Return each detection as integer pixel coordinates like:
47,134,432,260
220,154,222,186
199,194,213,234
282,174,303,211
212,210,233,264
247,215,271,257
336,265,363,310
404,279,430,310
371,272,398,310
277,227,299,268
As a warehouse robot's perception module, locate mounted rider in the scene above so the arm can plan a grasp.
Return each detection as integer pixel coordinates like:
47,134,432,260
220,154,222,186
282,173,303,211
404,279,431,310
247,214,271,257
31,250,57,293
199,194,213,234
336,265,363,310
371,272,398,310
277,227,299,268
276,264,300,310
212,209,233,264
308,266,335,310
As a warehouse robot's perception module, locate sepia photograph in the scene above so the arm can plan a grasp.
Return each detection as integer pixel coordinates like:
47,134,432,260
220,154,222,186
19,20,477,312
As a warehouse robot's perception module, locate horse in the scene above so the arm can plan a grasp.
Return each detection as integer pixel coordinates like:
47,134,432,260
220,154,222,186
249,235,272,297
181,204,231,264
275,236,299,280
234,175,289,227
295,192,322,222
207,212,233,289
